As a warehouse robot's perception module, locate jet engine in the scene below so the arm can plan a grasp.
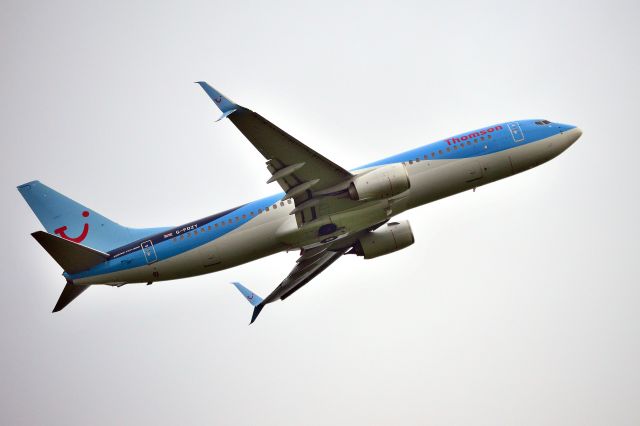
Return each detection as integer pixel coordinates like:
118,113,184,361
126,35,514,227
352,220,415,259
348,164,410,201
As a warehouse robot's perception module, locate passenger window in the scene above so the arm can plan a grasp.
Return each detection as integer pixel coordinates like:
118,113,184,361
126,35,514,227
242,214,247,219
208,225,211,230
172,237,176,243
235,216,240,222
194,230,198,235
474,139,478,143
280,202,284,207
431,152,435,158
467,141,471,146
424,154,428,160
215,223,218,228
180,235,184,240
481,136,485,141
228,219,233,224
438,150,443,155
454,146,458,150
446,147,451,152
258,208,263,214
415,157,420,162
250,211,254,216
187,232,191,238
265,207,269,212
287,199,292,204
221,222,225,227
488,134,492,139
273,204,277,209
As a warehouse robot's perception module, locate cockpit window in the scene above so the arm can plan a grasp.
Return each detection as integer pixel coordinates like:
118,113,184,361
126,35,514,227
535,120,552,125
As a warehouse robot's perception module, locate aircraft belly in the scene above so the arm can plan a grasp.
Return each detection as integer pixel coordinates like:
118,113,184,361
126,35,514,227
405,133,570,209
405,158,486,207
508,133,565,174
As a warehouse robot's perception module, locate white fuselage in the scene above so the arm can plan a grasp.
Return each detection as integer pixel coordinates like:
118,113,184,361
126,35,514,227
73,128,579,287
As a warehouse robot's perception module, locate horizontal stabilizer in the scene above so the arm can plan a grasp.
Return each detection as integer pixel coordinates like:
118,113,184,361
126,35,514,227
53,282,90,312
31,231,110,274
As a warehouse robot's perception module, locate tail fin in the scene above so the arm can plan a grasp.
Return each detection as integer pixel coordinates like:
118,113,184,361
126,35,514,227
31,231,109,274
232,282,266,324
18,180,170,252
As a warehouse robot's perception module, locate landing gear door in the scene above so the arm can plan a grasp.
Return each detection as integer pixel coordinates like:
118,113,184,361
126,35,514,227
508,122,525,143
141,240,158,264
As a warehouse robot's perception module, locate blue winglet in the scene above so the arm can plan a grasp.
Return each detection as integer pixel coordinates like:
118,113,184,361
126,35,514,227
195,81,238,120
232,282,263,306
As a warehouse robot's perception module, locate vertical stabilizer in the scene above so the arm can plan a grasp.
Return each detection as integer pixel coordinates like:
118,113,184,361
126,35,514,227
18,181,170,252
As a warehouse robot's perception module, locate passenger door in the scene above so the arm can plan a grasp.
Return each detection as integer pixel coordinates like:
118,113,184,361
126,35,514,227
508,122,525,143
141,240,158,264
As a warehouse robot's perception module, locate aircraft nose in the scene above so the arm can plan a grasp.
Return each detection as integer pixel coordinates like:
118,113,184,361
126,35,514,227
566,126,582,145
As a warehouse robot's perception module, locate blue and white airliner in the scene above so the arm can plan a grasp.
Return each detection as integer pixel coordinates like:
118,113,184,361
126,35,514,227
18,83,582,323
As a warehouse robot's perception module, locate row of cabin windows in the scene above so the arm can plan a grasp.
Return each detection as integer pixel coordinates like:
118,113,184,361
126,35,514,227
405,134,491,165
171,199,293,243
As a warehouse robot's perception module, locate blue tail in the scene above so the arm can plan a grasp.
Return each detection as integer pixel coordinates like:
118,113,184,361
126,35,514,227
17,180,170,252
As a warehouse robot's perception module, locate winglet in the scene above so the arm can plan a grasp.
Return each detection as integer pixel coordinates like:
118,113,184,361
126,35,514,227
195,81,238,121
250,303,265,324
231,282,266,324
232,282,263,306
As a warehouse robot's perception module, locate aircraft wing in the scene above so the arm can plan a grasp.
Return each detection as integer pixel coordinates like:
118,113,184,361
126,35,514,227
233,244,348,324
197,82,357,226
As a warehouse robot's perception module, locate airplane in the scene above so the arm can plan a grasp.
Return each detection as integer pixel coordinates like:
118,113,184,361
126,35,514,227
18,82,582,323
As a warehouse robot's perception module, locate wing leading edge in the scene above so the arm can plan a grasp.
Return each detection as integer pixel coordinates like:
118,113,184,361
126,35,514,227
196,81,357,228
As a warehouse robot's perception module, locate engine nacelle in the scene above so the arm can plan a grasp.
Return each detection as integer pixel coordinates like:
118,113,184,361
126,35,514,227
348,164,410,201
353,220,415,259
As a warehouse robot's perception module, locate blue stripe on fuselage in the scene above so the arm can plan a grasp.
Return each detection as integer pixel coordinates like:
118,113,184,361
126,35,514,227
357,120,573,169
67,119,574,281
67,193,285,280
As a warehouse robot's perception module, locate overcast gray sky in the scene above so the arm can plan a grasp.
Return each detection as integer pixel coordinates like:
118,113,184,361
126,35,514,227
1,0,639,425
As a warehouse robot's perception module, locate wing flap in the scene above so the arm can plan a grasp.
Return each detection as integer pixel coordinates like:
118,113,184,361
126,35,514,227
263,247,347,304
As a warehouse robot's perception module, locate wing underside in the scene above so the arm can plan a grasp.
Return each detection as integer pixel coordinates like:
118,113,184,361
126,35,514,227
196,82,362,229
233,245,348,324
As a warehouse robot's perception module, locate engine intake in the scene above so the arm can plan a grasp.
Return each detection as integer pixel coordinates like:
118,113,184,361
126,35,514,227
352,220,415,259
348,164,410,201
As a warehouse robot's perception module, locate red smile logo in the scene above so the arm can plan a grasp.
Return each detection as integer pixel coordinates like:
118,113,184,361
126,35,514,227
54,211,90,243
